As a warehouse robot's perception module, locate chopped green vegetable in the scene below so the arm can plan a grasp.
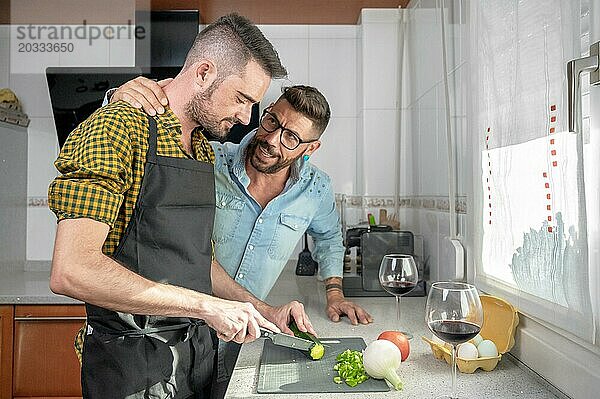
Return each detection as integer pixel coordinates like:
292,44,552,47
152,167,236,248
333,349,370,387
288,320,324,360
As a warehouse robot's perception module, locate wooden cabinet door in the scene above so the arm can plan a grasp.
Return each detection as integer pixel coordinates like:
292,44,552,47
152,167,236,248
13,305,85,397
0,305,14,399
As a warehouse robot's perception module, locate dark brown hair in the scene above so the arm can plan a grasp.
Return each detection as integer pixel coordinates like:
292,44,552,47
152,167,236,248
183,13,287,80
280,85,331,136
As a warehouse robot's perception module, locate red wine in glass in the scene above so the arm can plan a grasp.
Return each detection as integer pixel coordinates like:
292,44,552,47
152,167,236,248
378,254,419,339
381,281,417,296
428,320,481,345
425,281,483,399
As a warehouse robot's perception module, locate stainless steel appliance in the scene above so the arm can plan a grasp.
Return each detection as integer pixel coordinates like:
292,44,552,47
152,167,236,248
342,230,426,297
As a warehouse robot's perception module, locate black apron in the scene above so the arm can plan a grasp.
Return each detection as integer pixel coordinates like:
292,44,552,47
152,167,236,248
81,117,217,399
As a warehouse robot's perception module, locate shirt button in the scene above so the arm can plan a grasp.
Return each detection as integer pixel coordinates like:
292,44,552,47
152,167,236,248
294,224,298,229
258,218,263,223
248,244,254,250
221,201,226,206
238,273,244,279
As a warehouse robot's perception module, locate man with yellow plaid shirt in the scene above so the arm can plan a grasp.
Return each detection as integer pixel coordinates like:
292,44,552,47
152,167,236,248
48,14,316,399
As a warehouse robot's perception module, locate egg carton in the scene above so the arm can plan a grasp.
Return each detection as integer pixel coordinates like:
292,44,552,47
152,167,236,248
422,294,519,373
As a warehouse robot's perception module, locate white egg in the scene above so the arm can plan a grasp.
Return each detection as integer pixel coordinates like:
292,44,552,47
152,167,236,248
470,333,484,346
457,342,478,360
477,339,498,358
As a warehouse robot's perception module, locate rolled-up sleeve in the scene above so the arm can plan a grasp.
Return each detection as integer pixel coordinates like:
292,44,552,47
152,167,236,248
48,108,133,227
307,181,345,280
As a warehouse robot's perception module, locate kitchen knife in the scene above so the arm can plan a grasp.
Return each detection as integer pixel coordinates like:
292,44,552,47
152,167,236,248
259,328,314,352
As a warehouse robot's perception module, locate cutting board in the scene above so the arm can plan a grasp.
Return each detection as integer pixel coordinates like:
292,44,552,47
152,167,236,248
257,337,390,394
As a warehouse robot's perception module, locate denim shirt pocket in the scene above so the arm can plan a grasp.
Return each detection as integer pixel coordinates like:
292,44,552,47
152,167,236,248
267,213,310,260
213,191,244,244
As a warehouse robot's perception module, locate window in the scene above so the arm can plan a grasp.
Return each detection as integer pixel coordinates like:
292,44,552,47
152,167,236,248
471,0,596,343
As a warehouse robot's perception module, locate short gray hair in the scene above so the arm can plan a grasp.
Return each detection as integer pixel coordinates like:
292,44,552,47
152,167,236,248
183,13,287,81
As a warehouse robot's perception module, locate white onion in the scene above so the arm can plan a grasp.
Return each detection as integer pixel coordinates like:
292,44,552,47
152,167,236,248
362,339,404,390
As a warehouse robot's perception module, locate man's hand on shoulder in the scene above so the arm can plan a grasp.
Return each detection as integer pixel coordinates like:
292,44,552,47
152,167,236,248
110,76,171,116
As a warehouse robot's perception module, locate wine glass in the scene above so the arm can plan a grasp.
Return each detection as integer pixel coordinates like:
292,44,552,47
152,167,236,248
425,282,483,399
379,254,419,339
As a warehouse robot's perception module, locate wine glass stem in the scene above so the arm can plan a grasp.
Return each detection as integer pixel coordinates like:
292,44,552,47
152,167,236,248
451,344,457,399
395,295,401,326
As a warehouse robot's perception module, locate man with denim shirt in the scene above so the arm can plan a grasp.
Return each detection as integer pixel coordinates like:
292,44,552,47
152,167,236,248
106,81,372,396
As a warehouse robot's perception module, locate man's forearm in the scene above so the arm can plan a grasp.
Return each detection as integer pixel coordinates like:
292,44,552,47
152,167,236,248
56,251,213,317
211,260,271,314
50,219,216,319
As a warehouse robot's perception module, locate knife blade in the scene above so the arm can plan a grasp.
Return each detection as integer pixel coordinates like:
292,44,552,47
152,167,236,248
259,328,314,352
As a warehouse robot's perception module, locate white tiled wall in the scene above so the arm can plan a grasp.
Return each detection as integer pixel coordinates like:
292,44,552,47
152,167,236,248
361,21,399,110
27,207,57,261
26,118,58,197
309,37,357,118
10,73,55,118
357,9,401,197
361,109,398,195
260,25,311,106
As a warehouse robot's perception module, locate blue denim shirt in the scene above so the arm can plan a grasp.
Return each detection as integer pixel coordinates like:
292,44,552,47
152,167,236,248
211,131,344,300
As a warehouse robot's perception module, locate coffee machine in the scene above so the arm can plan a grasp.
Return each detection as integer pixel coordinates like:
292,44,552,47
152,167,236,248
342,228,427,297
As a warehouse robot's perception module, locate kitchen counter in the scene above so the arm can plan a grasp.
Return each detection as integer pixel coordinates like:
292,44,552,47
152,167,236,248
0,265,80,304
225,263,563,399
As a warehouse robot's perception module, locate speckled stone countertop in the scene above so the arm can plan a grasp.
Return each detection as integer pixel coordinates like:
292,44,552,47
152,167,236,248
225,264,562,399
0,263,81,304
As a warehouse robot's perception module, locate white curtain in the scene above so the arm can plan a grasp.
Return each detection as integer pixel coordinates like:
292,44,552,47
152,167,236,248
471,0,595,342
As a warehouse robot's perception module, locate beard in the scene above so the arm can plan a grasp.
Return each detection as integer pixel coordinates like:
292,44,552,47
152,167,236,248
247,136,300,174
185,83,239,139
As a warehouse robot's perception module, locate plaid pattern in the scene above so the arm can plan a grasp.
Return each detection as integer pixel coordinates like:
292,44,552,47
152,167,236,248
49,101,214,254
48,101,215,363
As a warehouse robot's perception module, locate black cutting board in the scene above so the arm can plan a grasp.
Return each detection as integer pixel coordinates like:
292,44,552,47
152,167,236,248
257,337,390,394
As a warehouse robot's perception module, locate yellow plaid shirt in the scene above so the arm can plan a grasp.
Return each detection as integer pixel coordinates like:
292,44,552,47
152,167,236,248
48,101,215,361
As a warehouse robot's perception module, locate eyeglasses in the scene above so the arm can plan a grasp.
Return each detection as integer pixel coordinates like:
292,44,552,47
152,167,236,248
260,109,318,150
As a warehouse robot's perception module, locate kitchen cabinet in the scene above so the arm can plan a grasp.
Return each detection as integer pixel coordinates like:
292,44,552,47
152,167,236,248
0,304,85,399
0,306,14,399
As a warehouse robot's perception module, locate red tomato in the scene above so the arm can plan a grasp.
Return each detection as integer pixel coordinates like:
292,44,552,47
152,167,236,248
378,331,410,361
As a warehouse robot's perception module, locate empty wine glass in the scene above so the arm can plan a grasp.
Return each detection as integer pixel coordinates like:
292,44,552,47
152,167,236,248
425,282,483,399
378,254,419,339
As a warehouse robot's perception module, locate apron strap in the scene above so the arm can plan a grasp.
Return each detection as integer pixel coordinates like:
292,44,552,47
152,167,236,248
99,319,206,344
146,116,158,163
